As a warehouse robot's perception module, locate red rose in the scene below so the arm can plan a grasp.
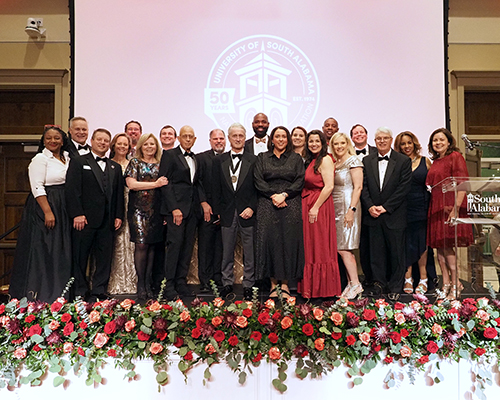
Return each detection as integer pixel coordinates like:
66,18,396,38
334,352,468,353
163,304,173,311
0,304,5,314
346,335,356,346
79,321,88,329
331,332,342,340
424,309,436,319
184,351,193,361
362,309,376,321
250,331,262,341
107,349,116,357
495,317,500,326
427,341,439,353
484,327,498,339
418,355,429,364
196,318,206,329
78,347,85,356
258,312,269,325
33,344,42,352
475,347,486,356
394,302,404,310
384,356,394,364
272,311,281,321
302,323,314,336
104,320,116,334
389,332,401,344
174,336,184,347
50,302,63,313
214,330,225,343
448,308,459,315
400,329,409,338
137,331,150,341
268,332,278,344
25,315,35,323
228,335,239,346
252,353,262,363
63,322,74,336
61,313,72,323
157,331,167,341
373,344,381,352
242,308,252,318
28,324,42,337
191,328,201,339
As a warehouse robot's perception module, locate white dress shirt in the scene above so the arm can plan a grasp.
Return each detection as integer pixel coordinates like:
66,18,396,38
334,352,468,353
230,150,244,190
253,136,268,156
91,151,107,171
183,150,196,182
28,148,69,198
72,139,90,155
378,149,391,191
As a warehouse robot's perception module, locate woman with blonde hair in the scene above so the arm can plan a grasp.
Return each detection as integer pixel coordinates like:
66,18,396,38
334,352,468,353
125,133,168,299
330,132,363,299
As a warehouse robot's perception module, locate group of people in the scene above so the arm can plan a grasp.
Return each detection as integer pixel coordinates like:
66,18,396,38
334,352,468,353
9,112,473,304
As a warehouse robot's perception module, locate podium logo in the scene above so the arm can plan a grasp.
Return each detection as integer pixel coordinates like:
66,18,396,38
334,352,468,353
205,35,320,131
467,193,500,214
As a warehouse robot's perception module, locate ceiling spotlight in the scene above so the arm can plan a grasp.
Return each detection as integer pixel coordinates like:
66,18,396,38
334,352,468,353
25,18,46,39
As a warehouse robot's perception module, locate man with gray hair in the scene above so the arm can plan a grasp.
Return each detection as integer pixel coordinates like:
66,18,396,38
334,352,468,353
361,127,412,300
212,122,258,300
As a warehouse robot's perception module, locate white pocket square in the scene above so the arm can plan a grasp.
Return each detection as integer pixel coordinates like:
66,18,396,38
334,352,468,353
83,165,91,170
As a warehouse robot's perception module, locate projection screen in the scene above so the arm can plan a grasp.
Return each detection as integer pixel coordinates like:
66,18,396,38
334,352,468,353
73,0,446,153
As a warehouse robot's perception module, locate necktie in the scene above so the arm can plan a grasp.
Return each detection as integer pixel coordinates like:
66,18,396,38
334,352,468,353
356,148,366,155
378,155,389,162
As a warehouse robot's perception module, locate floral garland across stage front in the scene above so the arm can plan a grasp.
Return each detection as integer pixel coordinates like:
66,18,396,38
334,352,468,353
0,287,499,394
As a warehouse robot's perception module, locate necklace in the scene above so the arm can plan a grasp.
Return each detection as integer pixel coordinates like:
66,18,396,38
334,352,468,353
411,156,419,163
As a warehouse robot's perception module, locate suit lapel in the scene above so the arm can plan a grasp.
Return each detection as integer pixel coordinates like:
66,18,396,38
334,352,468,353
236,156,250,192
381,153,396,191
370,155,380,191
221,154,233,190
87,154,105,193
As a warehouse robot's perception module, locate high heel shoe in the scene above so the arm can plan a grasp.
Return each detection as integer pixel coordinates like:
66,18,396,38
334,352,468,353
341,282,352,298
403,278,413,294
346,283,363,300
437,283,451,300
445,283,464,301
415,279,428,295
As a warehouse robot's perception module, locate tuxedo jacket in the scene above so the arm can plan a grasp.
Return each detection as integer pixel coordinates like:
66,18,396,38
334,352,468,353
65,152,124,229
244,136,268,156
159,146,201,218
361,150,412,230
212,151,258,228
196,149,217,205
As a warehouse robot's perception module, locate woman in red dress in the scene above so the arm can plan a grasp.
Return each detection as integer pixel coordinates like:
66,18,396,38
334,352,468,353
298,130,341,298
426,128,472,300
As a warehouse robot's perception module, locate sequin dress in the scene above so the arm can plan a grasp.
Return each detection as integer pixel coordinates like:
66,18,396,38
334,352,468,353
332,155,363,250
125,158,163,244
108,161,137,294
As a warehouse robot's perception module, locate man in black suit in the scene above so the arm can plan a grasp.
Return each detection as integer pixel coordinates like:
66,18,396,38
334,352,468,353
212,122,258,301
65,128,124,301
244,112,269,156
159,125,201,299
67,117,90,158
350,123,377,287
361,127,412,300
196,128,226,292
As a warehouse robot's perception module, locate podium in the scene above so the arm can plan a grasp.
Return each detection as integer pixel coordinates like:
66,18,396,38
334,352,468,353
435,177,500,294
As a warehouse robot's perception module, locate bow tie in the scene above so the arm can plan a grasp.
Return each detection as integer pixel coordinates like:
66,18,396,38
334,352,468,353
232,154,243,159
184,151,194,158
356,148,366,155
78,144,89,150
255,137,266,144
378,155,389,162
96,156,107,162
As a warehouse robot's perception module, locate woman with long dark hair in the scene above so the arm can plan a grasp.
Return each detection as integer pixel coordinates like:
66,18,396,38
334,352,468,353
9,125,72,302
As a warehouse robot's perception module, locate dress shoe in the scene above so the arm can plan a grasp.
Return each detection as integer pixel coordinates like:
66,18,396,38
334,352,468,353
220,285,233,298
366,282,383,297
243,287,253,301
176,284,195,297
387,292,400,301
199,283,211,293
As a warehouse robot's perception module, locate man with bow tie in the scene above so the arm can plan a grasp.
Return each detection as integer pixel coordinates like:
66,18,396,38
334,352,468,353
67,116,91,157
65,128,124,302
350,124,376,159
244,113,270,156
159,125,202,299
361,127,411,300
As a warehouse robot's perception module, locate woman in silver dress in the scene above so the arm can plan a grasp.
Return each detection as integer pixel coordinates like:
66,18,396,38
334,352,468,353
108,133,137,295
330,132,363,299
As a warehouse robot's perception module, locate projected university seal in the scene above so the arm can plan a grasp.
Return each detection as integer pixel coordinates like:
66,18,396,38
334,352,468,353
205,34,320,130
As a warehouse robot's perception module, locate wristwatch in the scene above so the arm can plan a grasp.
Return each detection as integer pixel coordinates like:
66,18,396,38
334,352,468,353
349,206,356,212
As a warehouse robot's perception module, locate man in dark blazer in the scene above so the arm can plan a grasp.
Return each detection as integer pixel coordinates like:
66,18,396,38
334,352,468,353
159,125,201,299
67,116,90,158
361,127,412,300
212,122,258,301
350,123,377,288
244,112,270,156
196,128,226,292
65,128,124,301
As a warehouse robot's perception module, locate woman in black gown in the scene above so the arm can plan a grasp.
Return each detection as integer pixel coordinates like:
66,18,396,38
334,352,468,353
9,126,72,302
254,126,305,298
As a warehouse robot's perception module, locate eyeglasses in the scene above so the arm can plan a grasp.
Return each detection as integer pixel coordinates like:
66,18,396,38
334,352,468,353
44,124,62,129
375,137,391,142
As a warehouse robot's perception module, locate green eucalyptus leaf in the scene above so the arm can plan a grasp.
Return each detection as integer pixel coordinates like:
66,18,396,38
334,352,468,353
53,376,65,387
353,377,363,385
156,371,168,385
238,371,247,385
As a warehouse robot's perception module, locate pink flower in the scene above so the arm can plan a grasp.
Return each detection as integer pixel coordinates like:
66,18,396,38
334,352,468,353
150,343,164,354
213,298,225,307
236,316,248,328
89,310,101,323
431,323,443,335
400,345,412,357
94,333,109,348
394,312,406,325
211,316,223,327
314,338,325,351
330,312,343,326
63,342,73,353
286,297,296,306
205,344,216,354
125,319,136,332
269,347,281,360
476,310,490,322
120,299,134,310
313,308,324,321
147,301,162,312
264,299,275,309
359,332,370,346
48,320,60,331
13,348,27,359
179,310,190,322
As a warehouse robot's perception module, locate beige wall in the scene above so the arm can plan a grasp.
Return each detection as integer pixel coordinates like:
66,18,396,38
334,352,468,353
0,0,71,133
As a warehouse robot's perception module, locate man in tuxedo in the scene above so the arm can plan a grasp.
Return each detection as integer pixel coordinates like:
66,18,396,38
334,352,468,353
361,127,412,300
159,125,177,151
350,123,377,287
244,113,269,156
160,125,201,299
196,128,226,293
212,122,258,301
65,128,124,301
67,116,90,157
125,120,142,157
322,117,339,142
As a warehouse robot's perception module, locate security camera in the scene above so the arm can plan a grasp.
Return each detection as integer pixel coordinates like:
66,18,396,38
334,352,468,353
25,17,46,39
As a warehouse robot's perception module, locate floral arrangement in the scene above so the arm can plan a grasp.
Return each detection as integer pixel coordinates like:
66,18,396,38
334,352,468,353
1,289,499,395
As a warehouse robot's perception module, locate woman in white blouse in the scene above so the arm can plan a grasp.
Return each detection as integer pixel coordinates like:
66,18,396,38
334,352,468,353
9,125,73,303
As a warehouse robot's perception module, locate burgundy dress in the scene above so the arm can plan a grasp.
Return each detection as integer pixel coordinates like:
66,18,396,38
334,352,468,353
426,151,473,248
298,159,341,298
